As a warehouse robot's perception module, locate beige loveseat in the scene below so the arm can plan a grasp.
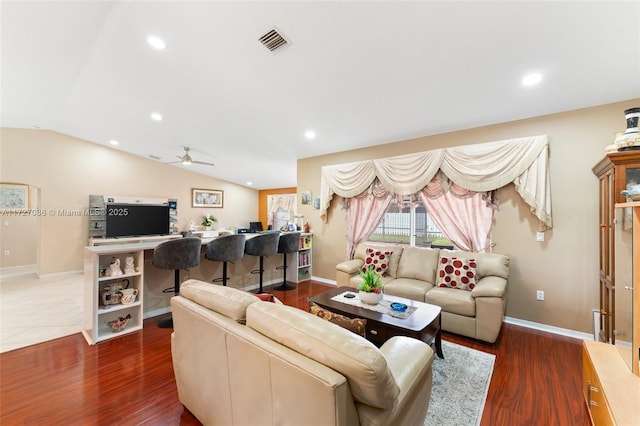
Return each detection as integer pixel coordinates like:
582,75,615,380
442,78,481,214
171,280,435,426
336,244,510,343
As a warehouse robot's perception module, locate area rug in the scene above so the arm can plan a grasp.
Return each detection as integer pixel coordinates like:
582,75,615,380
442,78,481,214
425,340,495,426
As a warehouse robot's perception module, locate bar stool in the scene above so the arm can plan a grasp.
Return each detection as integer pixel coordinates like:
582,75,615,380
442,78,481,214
274,232,300,291
244,231,280,293
153,237,202,328
205,234,246,286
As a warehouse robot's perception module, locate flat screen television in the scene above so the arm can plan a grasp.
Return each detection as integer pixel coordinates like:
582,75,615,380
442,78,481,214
105,203,170,238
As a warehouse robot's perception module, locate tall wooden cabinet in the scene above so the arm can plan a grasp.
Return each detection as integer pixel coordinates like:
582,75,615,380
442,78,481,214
592,151,640,343
582,202,640,426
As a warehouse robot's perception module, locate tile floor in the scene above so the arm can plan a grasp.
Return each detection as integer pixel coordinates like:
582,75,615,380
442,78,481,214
0,273,83,353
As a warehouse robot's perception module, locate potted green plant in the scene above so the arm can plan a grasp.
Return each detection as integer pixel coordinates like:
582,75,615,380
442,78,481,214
201,214,217,230
357,267,384,305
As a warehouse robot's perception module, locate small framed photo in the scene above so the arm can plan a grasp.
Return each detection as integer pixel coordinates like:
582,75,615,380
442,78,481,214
0,183,30,209
301,191,312,205
192,188,223,208
313,196,321,210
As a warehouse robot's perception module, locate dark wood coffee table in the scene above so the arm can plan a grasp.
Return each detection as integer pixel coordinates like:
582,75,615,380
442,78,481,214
309,287,443,358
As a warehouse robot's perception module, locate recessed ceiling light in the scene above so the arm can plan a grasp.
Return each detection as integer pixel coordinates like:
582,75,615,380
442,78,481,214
246,181,253,186
110,140,119,146
304,130,316,140
150,112,163,121
522,72,543,86
147,35,166,50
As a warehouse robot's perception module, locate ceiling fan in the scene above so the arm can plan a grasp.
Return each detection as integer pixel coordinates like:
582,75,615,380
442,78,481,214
166,147,215,167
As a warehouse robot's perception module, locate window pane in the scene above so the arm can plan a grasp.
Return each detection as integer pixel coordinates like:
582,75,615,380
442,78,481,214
415,200,447,247
368,197,447,247
369,200,411,244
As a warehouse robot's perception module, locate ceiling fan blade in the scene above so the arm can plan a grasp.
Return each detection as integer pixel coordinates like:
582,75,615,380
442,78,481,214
192,160,215,167
164,160,183,164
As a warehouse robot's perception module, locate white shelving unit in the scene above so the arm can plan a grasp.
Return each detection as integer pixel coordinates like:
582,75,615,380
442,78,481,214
287,233,312,283
83,245,145,345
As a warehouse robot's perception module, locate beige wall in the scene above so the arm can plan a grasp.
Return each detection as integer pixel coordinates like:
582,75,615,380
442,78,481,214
0,128,259,275
297,99,640,334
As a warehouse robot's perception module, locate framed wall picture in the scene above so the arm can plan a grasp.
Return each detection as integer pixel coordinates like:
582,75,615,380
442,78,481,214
0,183,30,209
301,191,312,205
192,188,223,208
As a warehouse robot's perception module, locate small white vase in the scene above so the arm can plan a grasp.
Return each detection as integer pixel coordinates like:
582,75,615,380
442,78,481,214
359,291,383,305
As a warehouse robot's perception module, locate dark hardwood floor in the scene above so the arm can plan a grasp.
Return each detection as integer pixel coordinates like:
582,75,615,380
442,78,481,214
0,281,590,425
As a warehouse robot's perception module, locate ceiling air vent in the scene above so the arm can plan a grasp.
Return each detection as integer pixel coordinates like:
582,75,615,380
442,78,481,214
259,27,290,53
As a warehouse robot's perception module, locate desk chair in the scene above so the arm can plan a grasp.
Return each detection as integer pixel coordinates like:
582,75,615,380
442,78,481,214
153,237,201,328
274,232,300,291
244,231,280,293
205,234,246,286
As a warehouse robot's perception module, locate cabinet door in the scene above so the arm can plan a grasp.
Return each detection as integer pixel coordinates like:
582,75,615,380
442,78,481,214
598,169,615,342
614,207,634,371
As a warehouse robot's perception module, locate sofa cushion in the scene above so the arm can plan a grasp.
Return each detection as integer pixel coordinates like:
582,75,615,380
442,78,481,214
384,278,433,302
246,302,400,409
362,248,393,276
442,250,510,280
436,256,477,290
179,280,259,323
309,302,367,337
396,246,439,283
355,244,403,278
425,287,475,317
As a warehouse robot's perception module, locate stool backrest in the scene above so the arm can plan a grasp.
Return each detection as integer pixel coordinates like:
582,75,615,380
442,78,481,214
244,231,280,257
153,237,201,270
278,232,300,254
205,234,246,262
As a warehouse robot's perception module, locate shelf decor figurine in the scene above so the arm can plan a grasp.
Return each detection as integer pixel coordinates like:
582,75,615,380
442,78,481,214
105,258,123,277
123,255,135,275
106,314,131,333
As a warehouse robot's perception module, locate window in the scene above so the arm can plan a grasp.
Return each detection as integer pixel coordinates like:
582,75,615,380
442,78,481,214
368,196,449,247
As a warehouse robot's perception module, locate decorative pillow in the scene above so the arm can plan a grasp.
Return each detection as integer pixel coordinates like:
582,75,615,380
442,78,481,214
361,248,393,276
308,302,367,337
437,257,477,290
240,289,277,303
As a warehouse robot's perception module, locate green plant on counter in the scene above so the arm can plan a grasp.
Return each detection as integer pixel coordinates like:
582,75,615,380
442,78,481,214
201,214,217,227
357,268,383,293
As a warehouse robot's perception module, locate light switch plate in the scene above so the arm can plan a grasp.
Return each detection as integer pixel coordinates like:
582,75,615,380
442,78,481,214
536,232,544,242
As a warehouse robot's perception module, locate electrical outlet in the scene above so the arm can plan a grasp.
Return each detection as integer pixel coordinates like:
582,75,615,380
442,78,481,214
536,232,544,242
536,290,544,301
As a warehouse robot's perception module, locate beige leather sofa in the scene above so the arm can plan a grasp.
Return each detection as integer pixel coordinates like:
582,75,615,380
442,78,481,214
171,280,435,426
336,244,510,343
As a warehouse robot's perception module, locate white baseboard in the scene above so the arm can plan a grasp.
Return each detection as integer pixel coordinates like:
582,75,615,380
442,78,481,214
0,264,38,281
310,276,336,286
504,316,592,341
144,307,171,320
37,269,83,279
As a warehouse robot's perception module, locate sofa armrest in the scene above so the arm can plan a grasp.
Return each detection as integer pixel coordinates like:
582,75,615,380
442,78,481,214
337,259,364,274
336,259,364,287
471,276,507,298
379,336,434,410
380,336,434,391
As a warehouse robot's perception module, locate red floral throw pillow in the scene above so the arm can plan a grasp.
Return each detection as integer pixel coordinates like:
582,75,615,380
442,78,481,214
361,248,393,276
437,257,477,290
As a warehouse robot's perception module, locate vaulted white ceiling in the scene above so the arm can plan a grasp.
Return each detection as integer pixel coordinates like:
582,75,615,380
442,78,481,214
2,1,639,189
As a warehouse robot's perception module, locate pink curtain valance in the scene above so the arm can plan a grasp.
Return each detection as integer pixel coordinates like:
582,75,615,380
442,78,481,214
320,135,552,229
